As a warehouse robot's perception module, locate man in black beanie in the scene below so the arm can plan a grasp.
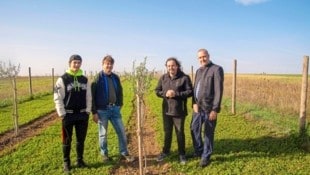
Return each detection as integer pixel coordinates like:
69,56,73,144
54,54,92,172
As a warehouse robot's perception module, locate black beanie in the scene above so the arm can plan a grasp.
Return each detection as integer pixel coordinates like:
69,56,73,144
69,54,82,63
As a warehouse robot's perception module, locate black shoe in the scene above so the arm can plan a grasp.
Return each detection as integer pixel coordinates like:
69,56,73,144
63,162,71,173
179,155,186,165
199,158,211,167
76,159,87,168
121,154,135,162
156,153,168,162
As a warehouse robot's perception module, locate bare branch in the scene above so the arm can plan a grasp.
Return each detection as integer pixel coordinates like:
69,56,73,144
0,61,20,78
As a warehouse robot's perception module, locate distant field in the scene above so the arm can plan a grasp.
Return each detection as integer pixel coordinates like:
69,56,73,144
0,76,56,99
224,74,310,118
0,76,57,107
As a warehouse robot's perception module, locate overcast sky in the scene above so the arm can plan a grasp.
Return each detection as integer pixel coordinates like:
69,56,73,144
0,0,309,76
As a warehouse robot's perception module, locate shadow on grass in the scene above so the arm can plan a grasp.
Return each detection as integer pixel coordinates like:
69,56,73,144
151,126,307,163
180,132,310,164
217,134,307,154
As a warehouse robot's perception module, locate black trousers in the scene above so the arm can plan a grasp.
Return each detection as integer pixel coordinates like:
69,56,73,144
62,113,89,163
162,114,186,156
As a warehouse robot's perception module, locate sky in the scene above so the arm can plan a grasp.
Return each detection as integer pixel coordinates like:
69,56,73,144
0,0,309,76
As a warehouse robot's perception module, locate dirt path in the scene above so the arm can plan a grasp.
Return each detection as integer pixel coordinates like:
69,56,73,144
0,112,58,156
111,106,171,175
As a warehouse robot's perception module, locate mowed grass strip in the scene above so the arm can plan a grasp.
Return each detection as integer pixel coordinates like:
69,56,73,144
0,80,134,174
1,78,310,174
147,79,310,174
0,94,55,134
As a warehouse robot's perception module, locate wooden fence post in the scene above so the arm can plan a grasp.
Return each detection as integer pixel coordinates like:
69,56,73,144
191,65,194,82
232,59,237,114
299,56,309,133
28,67,33,98
52,68,55,93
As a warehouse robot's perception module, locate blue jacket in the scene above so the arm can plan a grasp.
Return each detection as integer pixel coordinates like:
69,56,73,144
91,71,123,114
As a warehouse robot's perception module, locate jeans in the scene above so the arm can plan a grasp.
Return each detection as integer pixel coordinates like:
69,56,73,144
162,114,186,155
97,106,128,156
190,111,217,160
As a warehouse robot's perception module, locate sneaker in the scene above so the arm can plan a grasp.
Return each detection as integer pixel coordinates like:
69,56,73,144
156,153,168,162
76,159,87,168
121,154,135,162
63,162,71,173
199,158,211,167
179,155,186,165
102,155,112,163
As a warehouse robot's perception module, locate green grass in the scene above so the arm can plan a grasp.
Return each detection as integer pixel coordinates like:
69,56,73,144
0,80,135,174
0,94,55,134
1,79,310,174
147,79,310,174
0,91,52,108
156,98,310,174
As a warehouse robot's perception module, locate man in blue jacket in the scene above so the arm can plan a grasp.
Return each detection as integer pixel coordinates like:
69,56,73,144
191,48,224,167
91,55,134,163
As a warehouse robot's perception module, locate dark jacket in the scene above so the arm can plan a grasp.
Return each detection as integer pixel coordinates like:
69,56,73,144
155,70,193,117
62,73,88,111
193,62,224,113
54,69,92,118
91,71,123,114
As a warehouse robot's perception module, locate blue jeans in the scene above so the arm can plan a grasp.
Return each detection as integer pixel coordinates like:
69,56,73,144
97,106,128,156
190,111,217,160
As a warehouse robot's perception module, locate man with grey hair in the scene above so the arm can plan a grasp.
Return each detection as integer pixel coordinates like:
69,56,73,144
190,49,224,167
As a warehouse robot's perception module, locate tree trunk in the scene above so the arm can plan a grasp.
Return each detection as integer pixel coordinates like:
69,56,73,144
12,77,19,135
136,81,143,175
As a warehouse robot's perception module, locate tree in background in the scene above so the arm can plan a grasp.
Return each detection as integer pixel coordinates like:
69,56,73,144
0,61,21,135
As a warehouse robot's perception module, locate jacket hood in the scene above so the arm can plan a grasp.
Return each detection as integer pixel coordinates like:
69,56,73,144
66,69,83,91
66,69,83,76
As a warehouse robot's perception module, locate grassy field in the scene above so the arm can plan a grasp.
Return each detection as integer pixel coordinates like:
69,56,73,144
0,94,55,134
147,77,310,174
0,75,309,174
0,76,55,107
0,80,135,174
224,74,310,117
0,76,56,133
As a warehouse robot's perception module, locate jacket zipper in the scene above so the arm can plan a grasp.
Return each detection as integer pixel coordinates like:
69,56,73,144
65,92,72,107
